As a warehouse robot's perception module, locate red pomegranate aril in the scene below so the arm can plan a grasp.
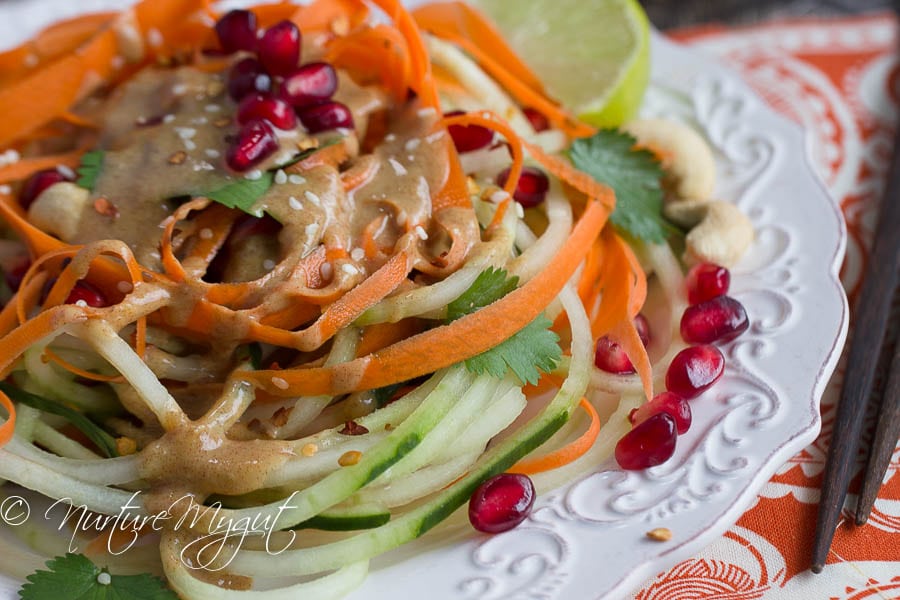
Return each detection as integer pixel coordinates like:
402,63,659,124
215,10,258,53
227,58,271,101
615,412,678,470
666,345,725,399
630,391,692,434
279,62,338,107
297,101,354,133
226,119,278,172
681,295,749,344
237,93,296,130
496,166,550,208
594,314,651,374
19,168,73,210
445,110,493,153
523,107,550,132
66,281,108,308
686,262,730,305
468,473,535,533
257,20,301,76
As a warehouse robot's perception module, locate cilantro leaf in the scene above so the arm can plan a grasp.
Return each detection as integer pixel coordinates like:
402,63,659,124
0,383,117,458
446,268,561,385
203,171,273,216
568,129,676,243
75,151,104,192
20,554,177,600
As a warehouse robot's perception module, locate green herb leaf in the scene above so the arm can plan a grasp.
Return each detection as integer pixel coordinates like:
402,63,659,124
446,268,561,385
75,151,104,192
203,171,274,216
19,554,177,600
0,383,118,458
568,129,676,243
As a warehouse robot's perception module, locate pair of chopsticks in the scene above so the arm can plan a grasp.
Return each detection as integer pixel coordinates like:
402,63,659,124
810,121,900,573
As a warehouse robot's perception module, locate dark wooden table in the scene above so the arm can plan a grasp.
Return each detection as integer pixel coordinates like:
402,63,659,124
639,0,895,30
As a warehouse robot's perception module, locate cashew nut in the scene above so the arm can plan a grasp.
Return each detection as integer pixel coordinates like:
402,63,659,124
27,182,89,242
622,118,716,200
664,199,753,267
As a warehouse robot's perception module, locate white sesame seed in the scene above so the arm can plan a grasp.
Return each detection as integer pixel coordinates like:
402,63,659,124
24,53,39,68
388,158,407,176
516,202,525,218
404,138,421,152
0,149,20,167
385,133,397,142
350,247,365,261
417,107,437,119
199,228,214,240
172,83,188,95
271,376,289,390
191,116,209,125
304,190,321,206
205,103,222,113
175,127,196,139
163,114,176,124
320,262,333,279
341,263,358,275
191,160,214,171
184,140,197,151
75,300,88,308
407,155,415,162
204,148,220,158
289,196,303,210
147,28,163,48
0,185,11,195
425,131,445,144
414,225,428,240
245,169,263,181
289,174,306,185
97,572,112,586
263,259,276,270
274,169,287,184
117,281,133,294
56,165,76,179
490,190,509,204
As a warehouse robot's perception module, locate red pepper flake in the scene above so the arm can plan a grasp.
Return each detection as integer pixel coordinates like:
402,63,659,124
339,420,369,436
93,197,119,219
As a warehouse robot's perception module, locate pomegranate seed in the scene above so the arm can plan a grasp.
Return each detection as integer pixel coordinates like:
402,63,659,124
227,57,271,101
237,93,296,130
19,168,73,210
226,119,278,172
279,62,338,107
297,101,354,133
65,281,108,307
681,295,750,344
523,107,549,132
445,110,493,153
3,258,30,292
468,473,535,533
257,20,301,76
629,391,692,434
594,314,651,374
215,10,258,53
496,166,550,208
616,412,678,470
686,262,730,305
666,345,725,399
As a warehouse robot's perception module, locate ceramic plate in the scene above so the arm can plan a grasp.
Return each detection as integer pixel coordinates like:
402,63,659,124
0,3,848,598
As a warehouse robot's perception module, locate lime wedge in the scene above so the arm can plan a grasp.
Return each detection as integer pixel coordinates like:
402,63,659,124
469,0,651,127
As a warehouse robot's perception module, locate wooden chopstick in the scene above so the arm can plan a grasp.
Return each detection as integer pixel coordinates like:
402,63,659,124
855,336,900,524
810,123,900,574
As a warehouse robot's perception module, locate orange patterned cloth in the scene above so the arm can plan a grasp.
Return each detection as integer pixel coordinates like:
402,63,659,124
633,13,900,599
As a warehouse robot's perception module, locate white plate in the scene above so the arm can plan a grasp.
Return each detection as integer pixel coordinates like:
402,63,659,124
0,4,848,599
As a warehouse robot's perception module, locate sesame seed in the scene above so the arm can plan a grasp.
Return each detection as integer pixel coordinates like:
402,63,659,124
0,149,20,167
75,300,88,308
414,225,428,240
97,572,112,586
163,114,176,124
388,158,407,176
417,107,437,119
350,248,365,261
147,28,163,48
199,228,214,240
320,262,333,280
271,377,289,390
425,131,445,144
274,169,287,184
175,127,196,139
263,259,277,270
205,103,222,113
304,190,321,206
404,138,421,151
407,154,415,162
117,281,133,294
289,196,303,210
184,140,197,151
245,169,263,181
289,174,306,185
385,133,397,142
172,83,188,95
190,116,209,125
191,160,214,171
646,528,673,542
0,185,11,195
301,443,318,457
342,263,358,276
204,148,220,158
56,165,76,179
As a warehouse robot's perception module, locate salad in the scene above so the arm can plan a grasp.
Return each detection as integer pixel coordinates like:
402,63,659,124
0,0,754,597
